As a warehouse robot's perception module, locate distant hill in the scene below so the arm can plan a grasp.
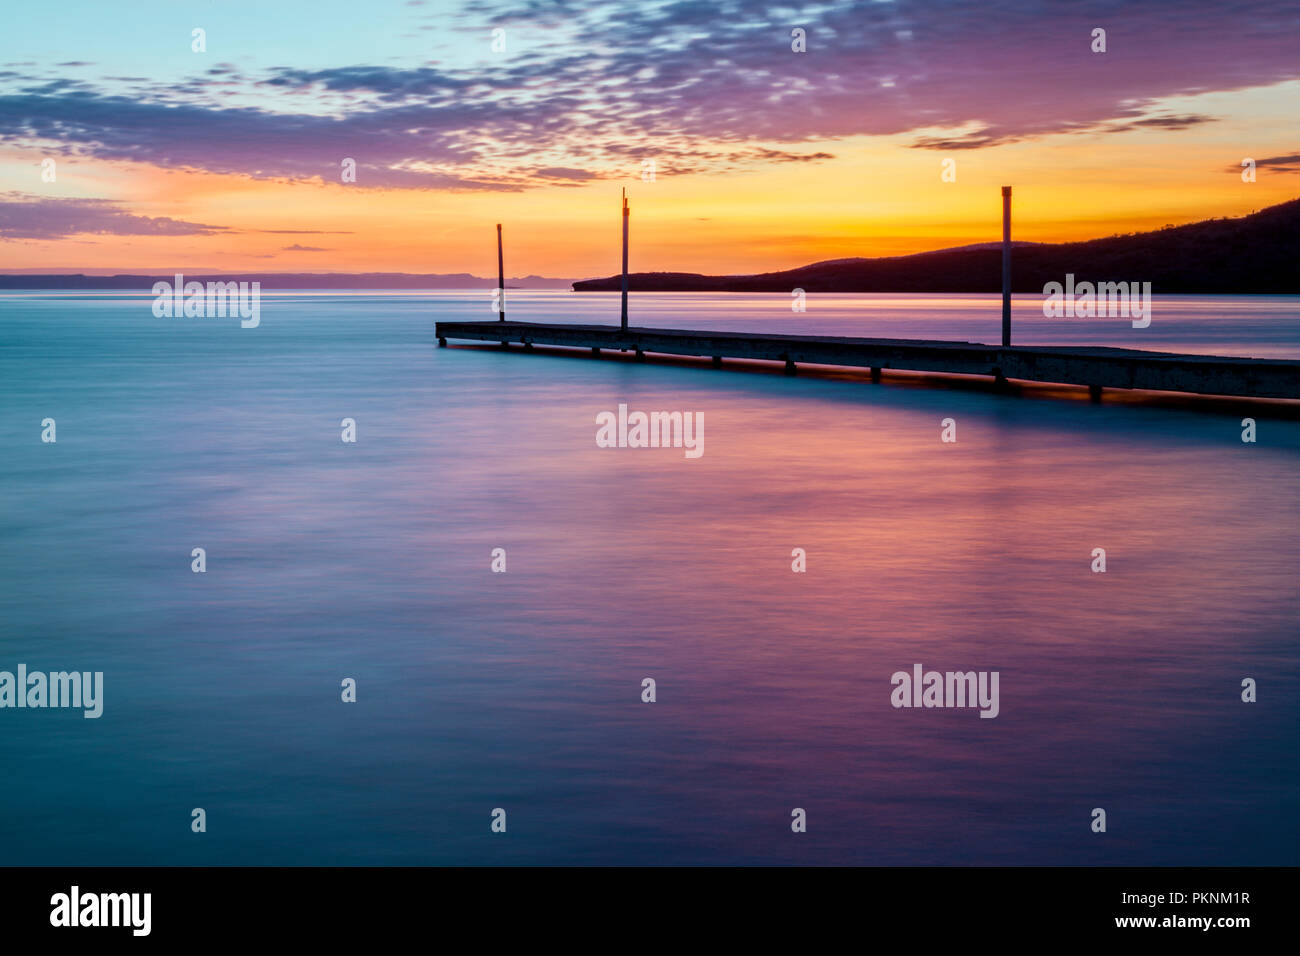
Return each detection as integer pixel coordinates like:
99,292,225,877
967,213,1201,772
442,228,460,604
0,272,575,290
573,198,1300,294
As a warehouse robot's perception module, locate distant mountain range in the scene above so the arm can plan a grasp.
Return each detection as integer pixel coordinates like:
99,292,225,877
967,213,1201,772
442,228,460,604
0,273,576,290
573,197,1300,294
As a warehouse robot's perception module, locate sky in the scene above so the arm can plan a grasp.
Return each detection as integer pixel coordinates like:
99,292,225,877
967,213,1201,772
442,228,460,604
0,0,1298,276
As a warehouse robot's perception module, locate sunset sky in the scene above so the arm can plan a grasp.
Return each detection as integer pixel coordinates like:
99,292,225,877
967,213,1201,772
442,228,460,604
1,0,1298,277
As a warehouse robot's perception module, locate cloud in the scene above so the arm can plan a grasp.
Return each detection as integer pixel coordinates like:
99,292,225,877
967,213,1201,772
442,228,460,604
910,130,1018,150
1230,152,1300,173
0,1,1296,191
282,243,330,251
0,193,229,240
1098,113,1217,134
533,167,601,181
910,113,1216,150
1119,114,1215,130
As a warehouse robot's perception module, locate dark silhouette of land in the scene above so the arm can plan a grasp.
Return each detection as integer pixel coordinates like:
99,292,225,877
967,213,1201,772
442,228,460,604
573,197,1300,294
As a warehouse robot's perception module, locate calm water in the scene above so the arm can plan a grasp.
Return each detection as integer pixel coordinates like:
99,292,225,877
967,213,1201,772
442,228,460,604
1,291,1298,866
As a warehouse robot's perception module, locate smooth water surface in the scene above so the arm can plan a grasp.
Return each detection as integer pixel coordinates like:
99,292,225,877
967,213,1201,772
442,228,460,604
1,291,1297,865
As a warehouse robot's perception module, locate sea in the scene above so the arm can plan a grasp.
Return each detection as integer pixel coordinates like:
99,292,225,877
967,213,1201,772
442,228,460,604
1,290,1297,865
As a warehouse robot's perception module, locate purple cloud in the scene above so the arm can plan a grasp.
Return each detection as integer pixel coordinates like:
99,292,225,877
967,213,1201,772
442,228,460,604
0,1,1295,192
1228,152,1300,173
0,193,228,240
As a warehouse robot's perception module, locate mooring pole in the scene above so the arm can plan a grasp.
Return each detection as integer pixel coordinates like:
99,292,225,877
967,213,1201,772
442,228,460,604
621,189,629,331
496,223,505,322
1001,186,1011,348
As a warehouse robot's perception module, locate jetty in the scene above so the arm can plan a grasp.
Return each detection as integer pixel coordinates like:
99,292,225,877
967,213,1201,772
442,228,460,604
436,190,1300,402
435,321,1300,400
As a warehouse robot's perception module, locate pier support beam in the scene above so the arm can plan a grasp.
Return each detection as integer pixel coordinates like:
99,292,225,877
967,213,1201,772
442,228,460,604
621,190,630,331
497,223,505,323
870,366,881,382
1001,186,1012,348
635,348,646,362
712,355,722,368
784,359,797,376
592,347,601,356
438,337,447,348
524,341,533,351
1089,384,1103,403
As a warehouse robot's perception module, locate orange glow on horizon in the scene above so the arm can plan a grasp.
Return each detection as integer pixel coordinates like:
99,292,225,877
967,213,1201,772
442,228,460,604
4,82,1299,277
